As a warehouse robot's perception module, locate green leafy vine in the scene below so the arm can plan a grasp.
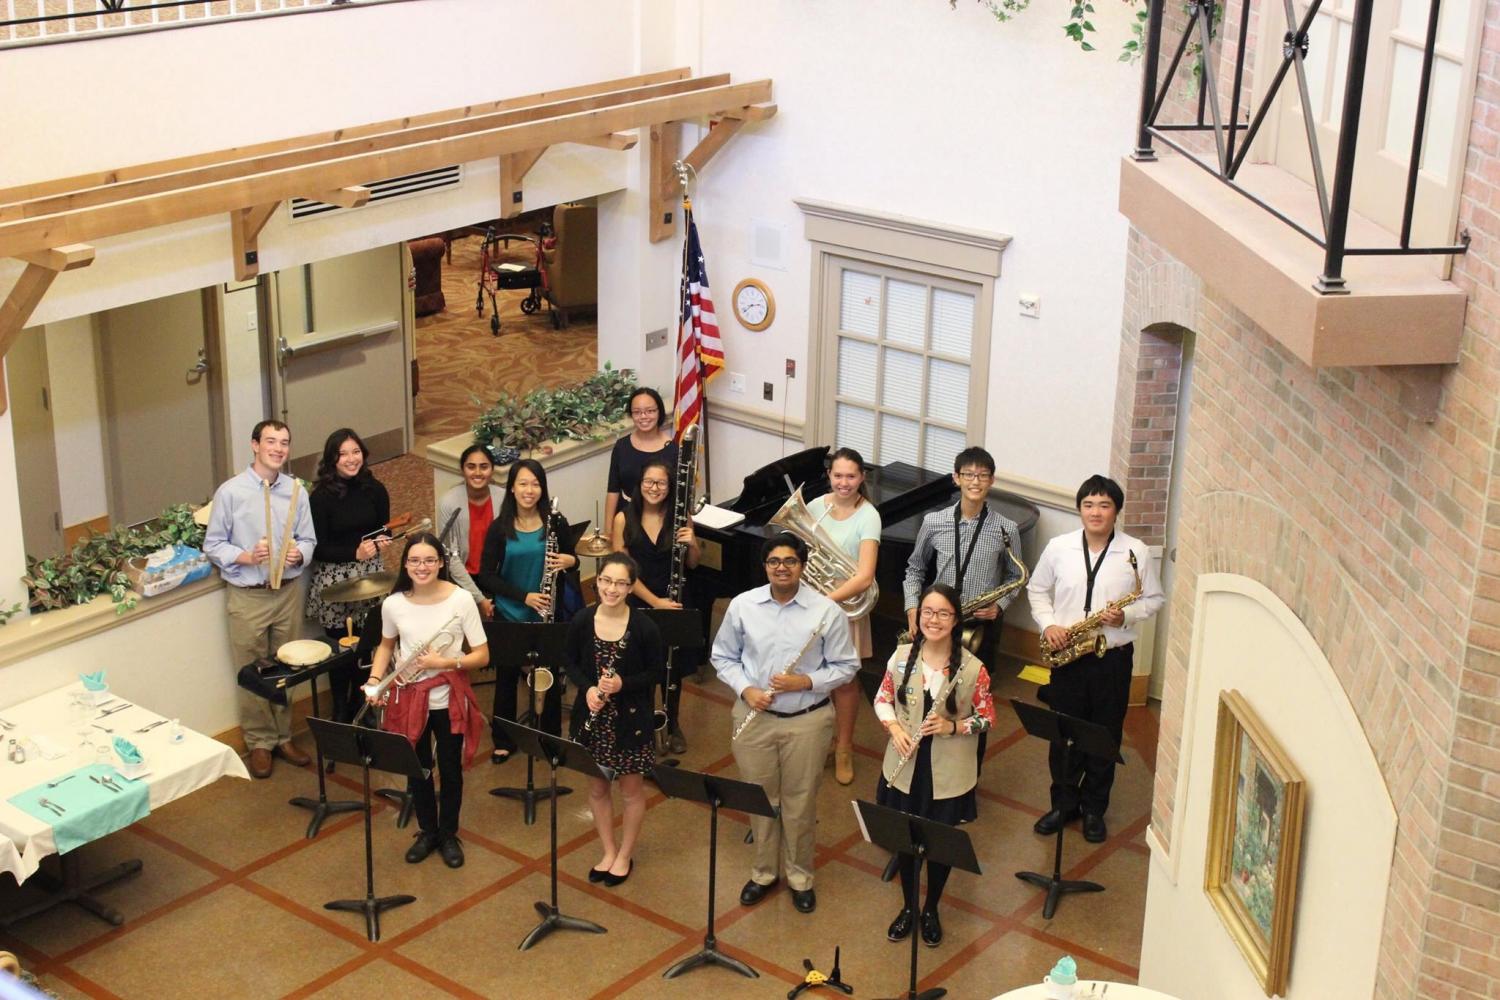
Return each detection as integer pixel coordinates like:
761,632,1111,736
471,362,638,453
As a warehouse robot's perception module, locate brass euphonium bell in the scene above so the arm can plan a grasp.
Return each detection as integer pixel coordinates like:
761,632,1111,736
767,486,879,619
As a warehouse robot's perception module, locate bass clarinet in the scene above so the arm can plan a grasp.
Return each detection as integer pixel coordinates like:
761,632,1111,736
667,424,702,604
538,497,561,624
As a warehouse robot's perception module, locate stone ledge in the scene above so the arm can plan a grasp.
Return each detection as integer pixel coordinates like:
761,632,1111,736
1119,155,1467,367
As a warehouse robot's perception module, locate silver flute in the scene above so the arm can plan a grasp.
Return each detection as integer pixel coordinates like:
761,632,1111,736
889,668,966,778
731,623,824,742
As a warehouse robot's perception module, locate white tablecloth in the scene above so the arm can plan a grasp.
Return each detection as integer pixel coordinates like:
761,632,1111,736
993,984,1180,1000
0,684,248,884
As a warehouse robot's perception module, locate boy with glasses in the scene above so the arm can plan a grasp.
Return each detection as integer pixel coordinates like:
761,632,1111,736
711,532,859,914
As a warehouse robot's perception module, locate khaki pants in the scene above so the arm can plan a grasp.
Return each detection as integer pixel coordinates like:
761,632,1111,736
731,700,834,892
226,579,306,751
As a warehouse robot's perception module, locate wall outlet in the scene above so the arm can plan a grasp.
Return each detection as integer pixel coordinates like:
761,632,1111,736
763,381,774,401
729,372,746,394
785,358,796,378
645,328,668,350
247,312,258,332
1019,293,1041,319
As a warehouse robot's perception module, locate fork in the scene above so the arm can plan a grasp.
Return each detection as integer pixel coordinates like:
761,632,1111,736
89,775,120,795
91,723,113,734
37,797,65,815
0,716,14,730
135,720,168,734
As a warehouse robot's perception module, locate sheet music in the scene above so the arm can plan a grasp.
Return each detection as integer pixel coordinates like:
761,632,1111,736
692,504,746,530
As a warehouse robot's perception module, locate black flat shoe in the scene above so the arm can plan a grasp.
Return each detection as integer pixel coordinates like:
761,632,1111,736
601,860,633,887
1082,813,1108,843
887,908,915,941
491,748,512,765
588,865,610,883
1033,807,1081,836
405,831,439,864
739,878,778,906
791,888,816,913
439,836,465,869
920,909,943,947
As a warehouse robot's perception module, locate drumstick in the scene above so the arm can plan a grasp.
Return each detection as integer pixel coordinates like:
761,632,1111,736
271,479,300,590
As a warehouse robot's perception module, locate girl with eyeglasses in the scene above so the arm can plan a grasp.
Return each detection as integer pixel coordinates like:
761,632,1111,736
474,459,579,762
366,533,489,869
873,583,995,949
604,387,678,538
564,552,664,886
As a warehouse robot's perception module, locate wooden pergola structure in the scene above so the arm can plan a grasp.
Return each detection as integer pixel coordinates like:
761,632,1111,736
0,68,776,412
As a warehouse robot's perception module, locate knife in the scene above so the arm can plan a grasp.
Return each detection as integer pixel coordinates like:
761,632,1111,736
97,703,133,718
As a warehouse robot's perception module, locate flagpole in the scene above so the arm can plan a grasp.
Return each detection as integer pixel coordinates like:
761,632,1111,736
683,196,713,504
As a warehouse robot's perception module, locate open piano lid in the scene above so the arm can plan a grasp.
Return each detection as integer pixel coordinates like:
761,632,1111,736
728,445,830,523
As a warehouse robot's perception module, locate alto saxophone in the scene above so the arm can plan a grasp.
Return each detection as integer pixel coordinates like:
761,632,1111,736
731,623,825,742
1040,550,1142,669
898,527,1029,653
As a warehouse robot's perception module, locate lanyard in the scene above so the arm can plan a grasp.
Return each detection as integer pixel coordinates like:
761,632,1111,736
1082,531,1114,615
952,504,988,598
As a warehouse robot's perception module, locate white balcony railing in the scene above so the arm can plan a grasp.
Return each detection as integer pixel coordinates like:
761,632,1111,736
1,0,417,46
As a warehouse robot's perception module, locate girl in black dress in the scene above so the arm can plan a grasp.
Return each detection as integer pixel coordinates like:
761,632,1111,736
604,387,677,540
874,583,996,948
565,552,665,886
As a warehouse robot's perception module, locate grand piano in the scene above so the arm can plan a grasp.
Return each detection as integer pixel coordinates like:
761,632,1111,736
691,446,1040,618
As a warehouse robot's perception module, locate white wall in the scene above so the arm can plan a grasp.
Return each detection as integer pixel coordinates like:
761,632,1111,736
43,316,108,527
0,408,27,617
1139,574,1395,1000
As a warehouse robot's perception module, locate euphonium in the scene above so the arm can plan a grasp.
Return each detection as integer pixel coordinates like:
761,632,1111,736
897,527,1029,654
1040,550,1142,669
354,613,463,724
767,486,879,619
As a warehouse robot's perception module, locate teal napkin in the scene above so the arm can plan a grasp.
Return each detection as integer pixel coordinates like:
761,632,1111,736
112,737,143,764
1049,956,1078,986
7,764,150,854
80,670,107,691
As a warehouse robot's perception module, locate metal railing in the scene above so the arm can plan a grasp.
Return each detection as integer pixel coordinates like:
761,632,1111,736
1,0,416,44
1131,0,1470,293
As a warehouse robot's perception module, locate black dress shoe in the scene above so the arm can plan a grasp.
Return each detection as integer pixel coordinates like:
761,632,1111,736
740,878,778,906
602,860,633,887
887,908,915,941
588,865,610,883
1033,807,1081,836
1082,813,1108,843
439,836,465,868
405,831,439,864
791,888,817,913
920,909,943,947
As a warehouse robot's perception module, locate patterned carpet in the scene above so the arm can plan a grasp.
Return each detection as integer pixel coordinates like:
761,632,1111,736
412,234,598,451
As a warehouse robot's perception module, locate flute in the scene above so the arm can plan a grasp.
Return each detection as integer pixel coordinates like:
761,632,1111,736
732,623,824,742
889,669,965,778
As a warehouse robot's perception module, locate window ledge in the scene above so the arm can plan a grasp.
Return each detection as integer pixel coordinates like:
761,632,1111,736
1119,154,1466,367
425,420,632,481
0,575,225,670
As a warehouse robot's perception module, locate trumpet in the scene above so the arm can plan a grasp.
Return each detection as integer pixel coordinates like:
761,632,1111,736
1041,550,1142,668
732,623,824,742
353,613,462,724
889,668,966,779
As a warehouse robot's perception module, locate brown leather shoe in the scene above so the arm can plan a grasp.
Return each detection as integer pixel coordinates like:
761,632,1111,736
274,741,311,767
248,747,273,779
834,746,855,786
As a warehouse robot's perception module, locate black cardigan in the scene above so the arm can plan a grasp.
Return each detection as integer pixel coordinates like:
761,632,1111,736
564,605,664,750
472,509,578,603
309,476,390,564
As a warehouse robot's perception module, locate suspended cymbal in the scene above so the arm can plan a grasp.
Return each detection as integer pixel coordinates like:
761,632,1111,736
318,571,397,603
575,532,614,557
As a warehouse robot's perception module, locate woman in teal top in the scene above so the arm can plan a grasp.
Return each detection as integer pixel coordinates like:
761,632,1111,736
474,459,577,759
806,447,882,787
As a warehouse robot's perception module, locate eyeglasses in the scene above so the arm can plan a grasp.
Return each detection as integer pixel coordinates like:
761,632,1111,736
630,409,659,417
764,557,801,569
919,608,956,621
956,471,993,483
405,557,441,568
641,478,669,489
596,576,631,590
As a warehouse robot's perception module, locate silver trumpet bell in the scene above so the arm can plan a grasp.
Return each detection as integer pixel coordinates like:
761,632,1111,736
767,486,879,619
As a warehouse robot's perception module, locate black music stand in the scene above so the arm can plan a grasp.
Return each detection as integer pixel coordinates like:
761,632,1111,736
488,621,572,824
243,639,365,839
855,800,981,1000
307,717,425,942
1010,698,1124,919
641,607,703,768
495,718,612,949
652,765,775,981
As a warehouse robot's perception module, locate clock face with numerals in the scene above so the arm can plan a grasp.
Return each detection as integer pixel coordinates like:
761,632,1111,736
733,279,775,332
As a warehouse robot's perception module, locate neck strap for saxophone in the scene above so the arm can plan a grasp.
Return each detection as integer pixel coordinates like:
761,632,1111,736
952,502,988,600
1081,530,1115,615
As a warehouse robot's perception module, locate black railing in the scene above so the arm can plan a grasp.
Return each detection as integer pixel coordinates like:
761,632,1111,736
1132,0,1470,293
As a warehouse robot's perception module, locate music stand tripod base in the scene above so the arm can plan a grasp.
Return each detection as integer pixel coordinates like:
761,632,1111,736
1014,867,1104,920
520,903,607,951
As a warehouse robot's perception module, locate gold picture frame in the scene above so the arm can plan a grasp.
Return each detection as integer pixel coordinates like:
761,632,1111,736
1204,689,1306,997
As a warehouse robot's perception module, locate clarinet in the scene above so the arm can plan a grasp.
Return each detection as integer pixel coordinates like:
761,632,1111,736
538,498,561,624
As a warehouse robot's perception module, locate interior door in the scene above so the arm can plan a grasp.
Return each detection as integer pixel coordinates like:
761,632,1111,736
8,328,65,560
268,244,411,479
98,290,222,525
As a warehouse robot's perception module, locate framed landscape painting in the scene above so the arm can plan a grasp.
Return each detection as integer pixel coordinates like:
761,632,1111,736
1204,689,1307,997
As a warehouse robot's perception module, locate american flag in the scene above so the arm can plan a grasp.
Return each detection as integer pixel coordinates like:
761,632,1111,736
673,209,724,441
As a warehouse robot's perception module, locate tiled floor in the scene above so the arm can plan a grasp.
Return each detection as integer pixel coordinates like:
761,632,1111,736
1,668,1157,999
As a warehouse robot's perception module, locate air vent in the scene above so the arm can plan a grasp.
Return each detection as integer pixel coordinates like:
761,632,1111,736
288,165,462,221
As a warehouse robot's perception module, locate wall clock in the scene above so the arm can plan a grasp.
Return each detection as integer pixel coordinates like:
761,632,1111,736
732,278,775,332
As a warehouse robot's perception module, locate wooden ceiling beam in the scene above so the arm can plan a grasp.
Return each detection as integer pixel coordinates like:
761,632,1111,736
499,149,548,220
0,68,694,205
310,186,371,209
572,132,639,151
16,243,96,271
0,246,93,414
649,104,778,243
229,202,280,282
0,75,734,223
0,79,774,259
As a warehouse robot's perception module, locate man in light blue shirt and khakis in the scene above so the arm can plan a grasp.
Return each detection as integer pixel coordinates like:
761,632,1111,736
712,531,859,914
204,420,318,779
